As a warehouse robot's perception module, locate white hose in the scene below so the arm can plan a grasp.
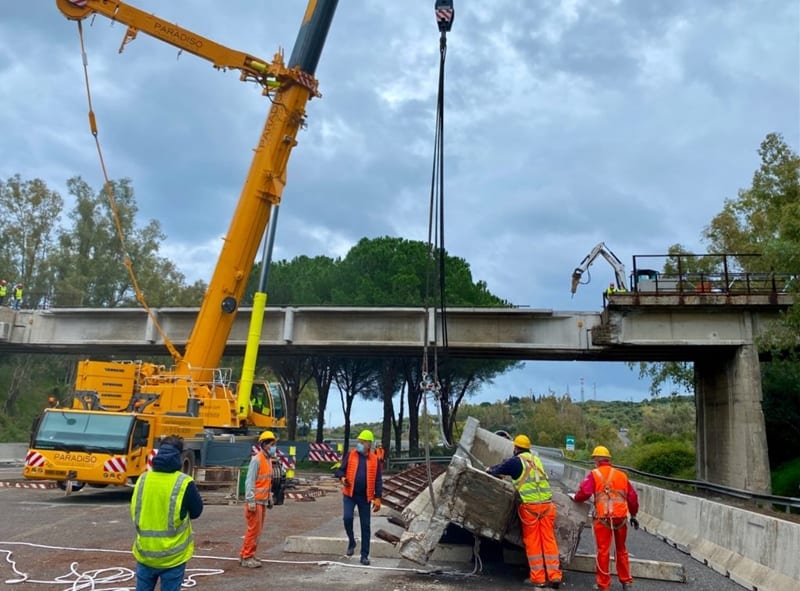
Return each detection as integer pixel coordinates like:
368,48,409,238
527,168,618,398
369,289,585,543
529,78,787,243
0,540,470,589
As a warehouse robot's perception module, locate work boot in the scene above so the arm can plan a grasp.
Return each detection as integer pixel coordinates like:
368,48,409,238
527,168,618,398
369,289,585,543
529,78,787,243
346,542,356,557
522,581,547,588
549,582,561,589
622,584,633,590
240,557,262,568
360,556,370,566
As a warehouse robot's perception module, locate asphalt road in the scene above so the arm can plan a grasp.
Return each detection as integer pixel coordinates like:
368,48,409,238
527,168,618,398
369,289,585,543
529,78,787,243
0,470,751,591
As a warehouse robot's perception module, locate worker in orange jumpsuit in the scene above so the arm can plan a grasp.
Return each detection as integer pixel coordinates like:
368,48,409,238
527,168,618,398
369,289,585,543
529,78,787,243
239,430,277,568
570,445,640,591
487,434,562,588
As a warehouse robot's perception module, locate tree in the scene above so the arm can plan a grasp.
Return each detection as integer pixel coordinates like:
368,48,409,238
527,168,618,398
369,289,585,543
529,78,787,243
248,237,517,443
334,358,380,450
51,177,202,307
704,133,800,272
0,175,63,301
266,355,315,441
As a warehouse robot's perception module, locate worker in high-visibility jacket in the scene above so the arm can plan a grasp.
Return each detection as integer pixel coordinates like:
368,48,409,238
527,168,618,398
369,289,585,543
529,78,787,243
487,434,563,588
239,430,278,568
570,445,640,591
334,429,382,566
0,279,7,306
130,435,203,591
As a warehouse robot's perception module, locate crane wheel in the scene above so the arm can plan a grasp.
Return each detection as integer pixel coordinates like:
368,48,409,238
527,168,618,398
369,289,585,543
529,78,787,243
181,451,195,477
57,480,85,493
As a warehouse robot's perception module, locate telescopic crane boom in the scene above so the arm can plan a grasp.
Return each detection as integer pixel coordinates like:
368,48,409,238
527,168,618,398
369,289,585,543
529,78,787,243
21,0,337,493
570,242,628,295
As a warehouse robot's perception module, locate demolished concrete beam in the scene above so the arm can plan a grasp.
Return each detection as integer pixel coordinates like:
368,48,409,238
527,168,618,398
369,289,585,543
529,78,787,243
397,417,589,566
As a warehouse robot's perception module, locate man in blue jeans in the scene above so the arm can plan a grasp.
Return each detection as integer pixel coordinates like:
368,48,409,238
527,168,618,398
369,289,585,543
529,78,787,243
131,436,204,591
334,430,382,565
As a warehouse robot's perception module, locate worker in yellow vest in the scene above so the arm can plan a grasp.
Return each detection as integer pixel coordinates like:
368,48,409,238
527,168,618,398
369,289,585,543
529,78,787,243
0,279,7,306
488,434,562,588
131,435,203,591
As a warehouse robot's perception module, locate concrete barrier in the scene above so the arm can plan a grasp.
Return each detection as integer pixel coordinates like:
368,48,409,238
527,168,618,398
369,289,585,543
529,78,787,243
0,443,27,463
562,465,800,591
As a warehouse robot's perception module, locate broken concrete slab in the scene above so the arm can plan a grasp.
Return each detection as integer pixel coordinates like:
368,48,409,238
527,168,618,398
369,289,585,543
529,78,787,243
397,417,589,566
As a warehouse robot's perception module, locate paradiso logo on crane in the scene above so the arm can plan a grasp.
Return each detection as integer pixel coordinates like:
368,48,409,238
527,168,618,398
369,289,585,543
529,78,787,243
153,22,203,48
53,452,99,464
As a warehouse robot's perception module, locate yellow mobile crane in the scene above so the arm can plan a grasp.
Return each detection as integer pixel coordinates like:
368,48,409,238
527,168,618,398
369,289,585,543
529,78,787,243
23,0,338,491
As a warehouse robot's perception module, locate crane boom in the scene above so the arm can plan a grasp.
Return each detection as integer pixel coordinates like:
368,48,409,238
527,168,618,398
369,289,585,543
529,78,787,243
56,0,336,380
570,242,628,295
22,0,338,494
56,0,302,91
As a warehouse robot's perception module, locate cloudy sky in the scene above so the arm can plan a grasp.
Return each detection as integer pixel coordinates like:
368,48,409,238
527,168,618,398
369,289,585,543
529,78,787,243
1,1,798,426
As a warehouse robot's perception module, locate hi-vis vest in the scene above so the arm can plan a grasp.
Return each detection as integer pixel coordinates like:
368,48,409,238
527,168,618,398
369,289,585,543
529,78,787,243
591,465,629,519
253,451,273,502
0,285,6,297
512,451,552,504
131,471,194,568
342,449,378,501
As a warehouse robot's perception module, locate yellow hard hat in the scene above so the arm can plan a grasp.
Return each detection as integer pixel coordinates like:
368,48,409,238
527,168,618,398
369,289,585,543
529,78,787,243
357,430,374,442
258,430,277,443
591,445,611,458
513,434,531,450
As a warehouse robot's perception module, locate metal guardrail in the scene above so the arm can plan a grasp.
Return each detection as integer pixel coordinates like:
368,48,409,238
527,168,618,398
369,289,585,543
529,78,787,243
575,459,800,513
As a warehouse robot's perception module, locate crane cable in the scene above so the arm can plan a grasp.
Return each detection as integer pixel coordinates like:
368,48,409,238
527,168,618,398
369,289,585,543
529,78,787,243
419,0,456,513
75,20,182,364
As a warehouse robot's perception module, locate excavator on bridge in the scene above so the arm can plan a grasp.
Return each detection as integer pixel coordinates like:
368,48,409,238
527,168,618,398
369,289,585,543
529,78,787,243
570,241,628,296
23,0,338,492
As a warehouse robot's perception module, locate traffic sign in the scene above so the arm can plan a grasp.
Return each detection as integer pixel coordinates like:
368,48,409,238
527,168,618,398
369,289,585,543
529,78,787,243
565,435,575,451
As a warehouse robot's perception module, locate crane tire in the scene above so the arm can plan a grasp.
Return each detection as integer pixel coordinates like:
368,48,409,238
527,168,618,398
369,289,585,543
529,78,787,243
57,480,86,492
181,451,195,476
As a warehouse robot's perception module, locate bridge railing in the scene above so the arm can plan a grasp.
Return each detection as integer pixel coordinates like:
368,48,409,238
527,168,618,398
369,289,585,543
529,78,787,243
631,252,796,295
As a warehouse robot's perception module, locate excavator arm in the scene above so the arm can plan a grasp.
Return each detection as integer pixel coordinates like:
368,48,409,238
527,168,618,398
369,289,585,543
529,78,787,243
570,242,628,295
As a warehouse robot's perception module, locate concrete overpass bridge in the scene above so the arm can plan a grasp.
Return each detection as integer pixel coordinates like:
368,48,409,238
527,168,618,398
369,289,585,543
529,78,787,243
0,291,793,494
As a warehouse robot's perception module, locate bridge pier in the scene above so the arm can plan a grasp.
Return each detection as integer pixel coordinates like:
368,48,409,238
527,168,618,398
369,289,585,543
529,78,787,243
695,344,770,493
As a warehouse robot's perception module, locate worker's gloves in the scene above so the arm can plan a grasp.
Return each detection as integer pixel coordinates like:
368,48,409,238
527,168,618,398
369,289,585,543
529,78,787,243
372,498,381,512
341,478,350,488
247,502,257,513
267,496,274,510
567,493,577,501
630,517,640,530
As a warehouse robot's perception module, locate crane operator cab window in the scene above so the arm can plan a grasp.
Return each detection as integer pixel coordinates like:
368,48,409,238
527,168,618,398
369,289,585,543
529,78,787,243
250,383,269,415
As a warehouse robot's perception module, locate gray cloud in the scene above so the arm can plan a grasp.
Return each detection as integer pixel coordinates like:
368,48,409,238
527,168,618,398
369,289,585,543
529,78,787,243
1,1,797,422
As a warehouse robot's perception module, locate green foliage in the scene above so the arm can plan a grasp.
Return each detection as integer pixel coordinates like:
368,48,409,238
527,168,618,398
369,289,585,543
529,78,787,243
51,177,202,307
771,457,800,498
621,440,696,478
761,360,800,467
0,174,63,295
703,132,800,348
